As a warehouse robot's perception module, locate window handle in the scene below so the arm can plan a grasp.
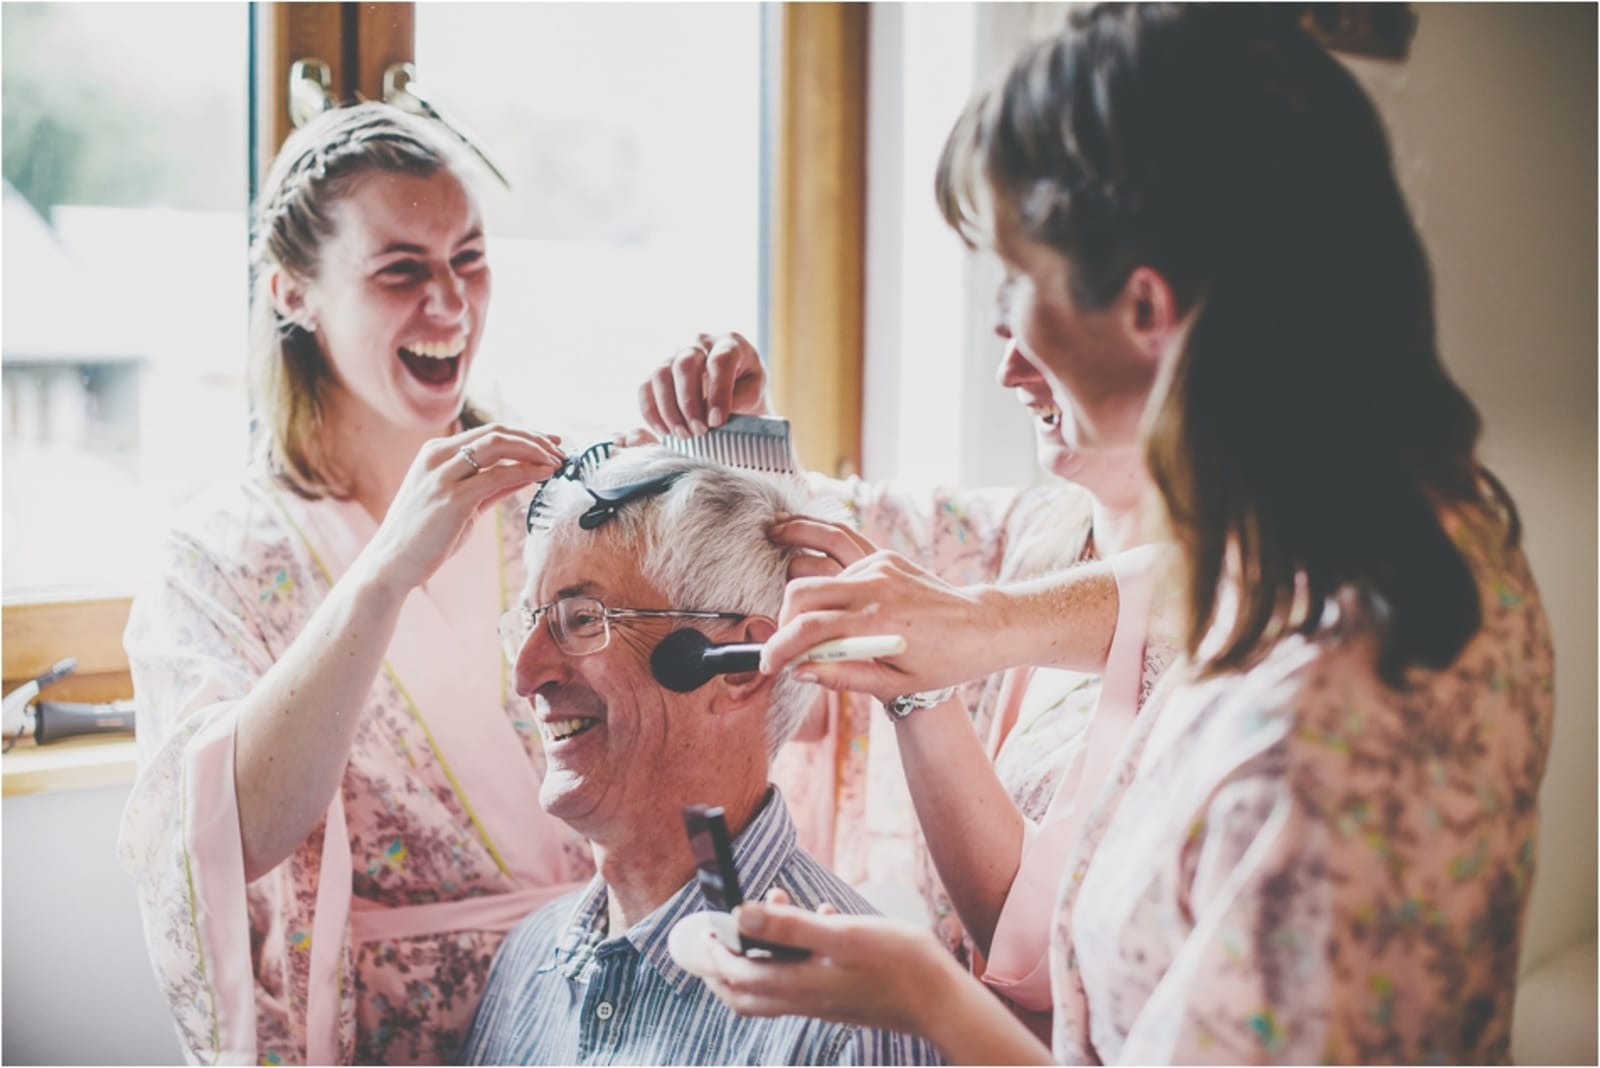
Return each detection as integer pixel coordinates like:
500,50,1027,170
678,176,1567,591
289,58,335,128
383,62,512,190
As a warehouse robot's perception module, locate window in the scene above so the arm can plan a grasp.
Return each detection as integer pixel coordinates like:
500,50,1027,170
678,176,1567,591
1,3,773,600
861,2,1066,491
413,2,766,448
2,2,250,599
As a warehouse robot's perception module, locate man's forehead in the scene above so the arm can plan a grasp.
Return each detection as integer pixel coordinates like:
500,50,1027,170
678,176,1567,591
524,537,657,603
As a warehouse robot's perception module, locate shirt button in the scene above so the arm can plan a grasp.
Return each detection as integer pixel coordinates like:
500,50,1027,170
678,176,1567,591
596,1001,614,1021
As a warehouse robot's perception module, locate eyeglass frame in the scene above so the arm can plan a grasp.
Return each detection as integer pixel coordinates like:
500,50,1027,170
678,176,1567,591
498,594,745,662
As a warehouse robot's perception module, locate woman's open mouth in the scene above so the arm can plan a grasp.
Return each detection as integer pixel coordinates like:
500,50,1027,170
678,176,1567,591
398,336,466,387
1028,402,1062,428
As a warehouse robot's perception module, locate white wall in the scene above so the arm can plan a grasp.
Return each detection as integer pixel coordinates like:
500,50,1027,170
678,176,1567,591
2,784,182,1064
1342,2,1598,973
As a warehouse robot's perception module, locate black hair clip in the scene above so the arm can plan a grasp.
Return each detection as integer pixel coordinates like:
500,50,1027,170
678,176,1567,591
527,441,613,533
525,441,685,533
576,473,686,530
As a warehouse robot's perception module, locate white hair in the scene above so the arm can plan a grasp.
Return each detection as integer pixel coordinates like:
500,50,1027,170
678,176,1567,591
527,446,835,757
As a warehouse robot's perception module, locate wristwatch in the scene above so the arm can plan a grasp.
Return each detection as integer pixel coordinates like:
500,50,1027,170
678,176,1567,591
882,686,957,722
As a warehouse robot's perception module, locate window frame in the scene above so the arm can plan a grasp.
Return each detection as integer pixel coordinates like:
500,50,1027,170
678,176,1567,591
768,2,868,477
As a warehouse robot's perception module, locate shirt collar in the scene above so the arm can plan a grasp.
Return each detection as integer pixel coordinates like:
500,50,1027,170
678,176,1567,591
547,786,798,994
548,877,612,980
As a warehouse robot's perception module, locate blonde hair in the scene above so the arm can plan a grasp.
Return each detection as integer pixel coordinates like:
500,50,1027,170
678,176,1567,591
248,102,488,498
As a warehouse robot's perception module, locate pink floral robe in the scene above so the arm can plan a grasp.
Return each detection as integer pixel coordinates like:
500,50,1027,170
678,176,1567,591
977,545,1184,1039
770,478,1182,1023
770,476,1095,904
1052,503,1555,1064
117,466,592,1065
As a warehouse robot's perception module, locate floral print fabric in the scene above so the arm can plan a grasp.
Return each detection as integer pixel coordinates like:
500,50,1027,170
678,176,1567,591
118,466,591,1064
770,476,1098,956
1053,503,1555,1064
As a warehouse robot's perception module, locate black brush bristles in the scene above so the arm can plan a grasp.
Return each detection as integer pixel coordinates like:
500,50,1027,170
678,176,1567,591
651,629,764,692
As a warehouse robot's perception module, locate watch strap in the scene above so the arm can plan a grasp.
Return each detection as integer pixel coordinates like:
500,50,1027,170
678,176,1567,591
883,685,957,721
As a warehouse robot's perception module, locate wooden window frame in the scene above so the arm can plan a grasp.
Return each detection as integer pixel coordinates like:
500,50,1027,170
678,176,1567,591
768,2,868,478
255,2,415,161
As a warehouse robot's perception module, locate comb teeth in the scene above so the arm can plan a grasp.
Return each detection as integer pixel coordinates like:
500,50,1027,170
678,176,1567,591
665,415,798,476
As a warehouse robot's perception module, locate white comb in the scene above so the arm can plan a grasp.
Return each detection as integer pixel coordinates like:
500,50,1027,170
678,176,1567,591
664,415,799,476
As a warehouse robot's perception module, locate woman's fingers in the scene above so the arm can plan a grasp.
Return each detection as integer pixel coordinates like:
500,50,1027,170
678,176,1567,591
759,605,873,675
640,332,771,438
697,905,944,1037
649,355,695,438
466,456,554,502
736,901,859,962
770,517,877,566
775,566,897,625
703,332,766,427
446,430,565,482
786,552,844,581
638,379,670,439
784,660,910,696
700,941,819,1019
670,345,711,435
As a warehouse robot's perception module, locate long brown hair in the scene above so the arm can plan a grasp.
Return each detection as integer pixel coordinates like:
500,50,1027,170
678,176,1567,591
248,102,488,499
936,4,1518,686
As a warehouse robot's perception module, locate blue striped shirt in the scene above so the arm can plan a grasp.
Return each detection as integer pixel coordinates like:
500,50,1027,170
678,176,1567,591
459,788,942,1065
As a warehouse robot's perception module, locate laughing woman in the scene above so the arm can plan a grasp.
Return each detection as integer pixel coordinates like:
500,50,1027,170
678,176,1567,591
117,103,591,1065
692,6,1554,1064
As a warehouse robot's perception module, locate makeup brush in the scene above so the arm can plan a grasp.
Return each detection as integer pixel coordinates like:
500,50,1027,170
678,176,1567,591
650,629,906,693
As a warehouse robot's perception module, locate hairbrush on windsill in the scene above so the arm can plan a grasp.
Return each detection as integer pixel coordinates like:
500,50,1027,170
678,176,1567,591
663,415,798,477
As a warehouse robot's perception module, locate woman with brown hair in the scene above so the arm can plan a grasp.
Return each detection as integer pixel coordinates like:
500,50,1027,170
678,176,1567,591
118,103,591,1064
688,5,1553,1063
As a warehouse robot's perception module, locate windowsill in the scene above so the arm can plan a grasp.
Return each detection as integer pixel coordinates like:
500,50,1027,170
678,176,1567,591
2,733,138,797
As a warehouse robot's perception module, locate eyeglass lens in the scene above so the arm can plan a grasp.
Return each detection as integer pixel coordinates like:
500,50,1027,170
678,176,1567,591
500,597,612,662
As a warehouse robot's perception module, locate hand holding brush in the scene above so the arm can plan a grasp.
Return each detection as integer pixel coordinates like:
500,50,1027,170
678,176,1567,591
651,629,906,693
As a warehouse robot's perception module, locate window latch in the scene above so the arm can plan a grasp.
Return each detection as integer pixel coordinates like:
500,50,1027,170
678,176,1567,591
288,57,336,128
383,62,512,190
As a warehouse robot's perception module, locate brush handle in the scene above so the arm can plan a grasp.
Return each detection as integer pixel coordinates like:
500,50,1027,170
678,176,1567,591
800,635,907,663
33,699,136,744
700,644,763,673
689,634,907,679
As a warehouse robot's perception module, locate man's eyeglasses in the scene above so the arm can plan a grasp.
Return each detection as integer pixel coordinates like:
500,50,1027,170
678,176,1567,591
498,595,744,662
526,440,686,534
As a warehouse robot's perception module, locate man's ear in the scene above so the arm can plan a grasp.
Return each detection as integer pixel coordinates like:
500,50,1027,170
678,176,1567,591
269,268,317,333
713,617,778,709
1118,266,1180,364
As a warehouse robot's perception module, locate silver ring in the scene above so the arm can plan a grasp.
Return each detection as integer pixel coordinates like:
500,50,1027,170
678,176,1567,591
458,444,484,474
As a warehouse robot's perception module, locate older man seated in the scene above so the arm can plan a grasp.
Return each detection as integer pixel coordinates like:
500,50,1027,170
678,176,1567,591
460,446,940,1066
